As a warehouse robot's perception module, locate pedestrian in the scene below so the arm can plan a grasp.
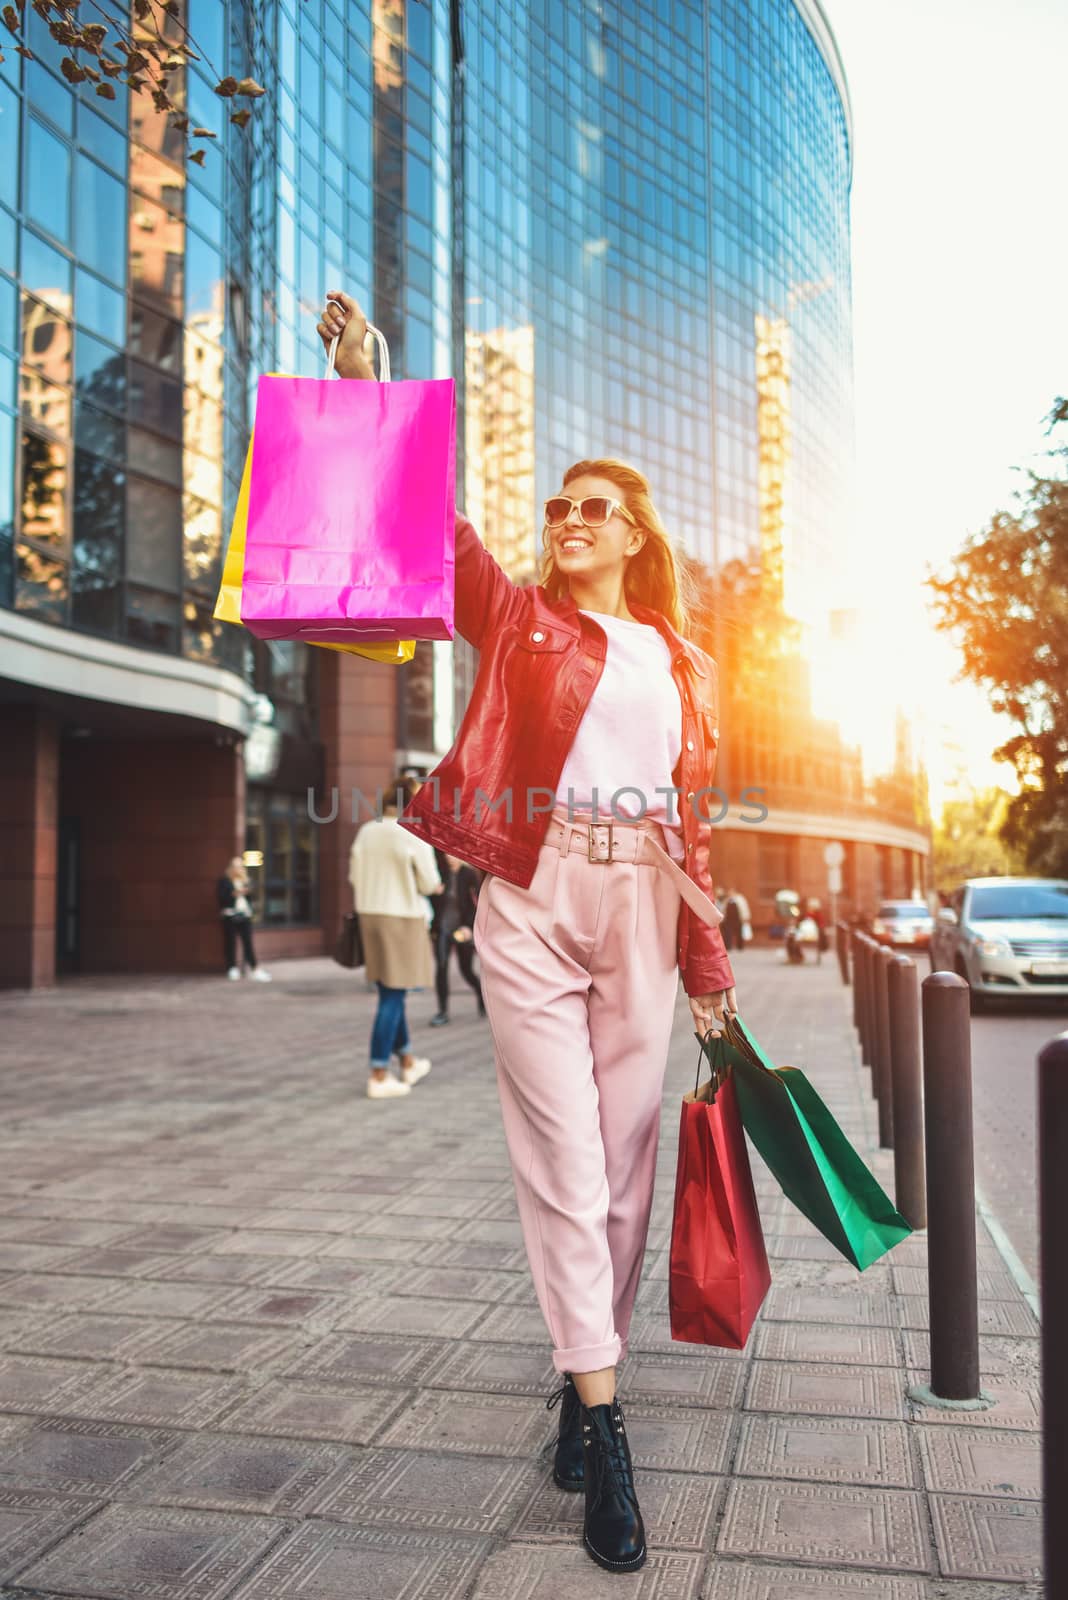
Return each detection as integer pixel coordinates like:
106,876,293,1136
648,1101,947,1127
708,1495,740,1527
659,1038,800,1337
429,852,486,1026
730,885,753,947
349,773,443,1099
319,292,736,1575
721,889,743,952
216,856,271,982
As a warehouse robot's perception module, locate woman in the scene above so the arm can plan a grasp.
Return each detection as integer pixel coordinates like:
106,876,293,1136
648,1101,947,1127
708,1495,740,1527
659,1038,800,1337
216,856,271,982
319,293,736,1574
349,773,443,1099
429,851,486,1025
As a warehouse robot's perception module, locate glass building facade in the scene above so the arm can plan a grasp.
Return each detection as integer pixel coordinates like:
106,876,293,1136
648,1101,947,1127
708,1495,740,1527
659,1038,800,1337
2,0,922,974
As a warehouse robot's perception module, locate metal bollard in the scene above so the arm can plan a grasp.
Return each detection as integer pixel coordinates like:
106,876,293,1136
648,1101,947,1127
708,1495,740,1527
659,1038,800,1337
874,945,895,1148
920,971,980,1400
888,955,926,1228
835,921,850,986
856,935,872,1067
1039,1032,1068,1594
861,936,880,1102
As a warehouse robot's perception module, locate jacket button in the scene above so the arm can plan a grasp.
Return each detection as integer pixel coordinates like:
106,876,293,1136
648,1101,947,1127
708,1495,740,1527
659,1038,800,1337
686,739,695,751
531,630,545,643
686,791,695,802
711,727,719,739
687,842,694,852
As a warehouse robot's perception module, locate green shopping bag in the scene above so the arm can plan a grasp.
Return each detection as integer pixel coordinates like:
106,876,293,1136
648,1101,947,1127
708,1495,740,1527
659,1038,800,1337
706,1013,911,1271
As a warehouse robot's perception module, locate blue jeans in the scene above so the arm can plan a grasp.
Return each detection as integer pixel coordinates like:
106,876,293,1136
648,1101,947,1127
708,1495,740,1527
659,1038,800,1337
370,983,410,1068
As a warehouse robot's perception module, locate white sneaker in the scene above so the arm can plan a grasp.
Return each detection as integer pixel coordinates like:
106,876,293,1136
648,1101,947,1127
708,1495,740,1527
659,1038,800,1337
400,1057,432,1087
251,968,272,983
227,967,242,981
367,1074,412,1099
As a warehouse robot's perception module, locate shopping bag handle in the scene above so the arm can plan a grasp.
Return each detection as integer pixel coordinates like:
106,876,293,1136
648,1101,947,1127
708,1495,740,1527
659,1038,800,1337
325,298,392,382
693,1026,731,1099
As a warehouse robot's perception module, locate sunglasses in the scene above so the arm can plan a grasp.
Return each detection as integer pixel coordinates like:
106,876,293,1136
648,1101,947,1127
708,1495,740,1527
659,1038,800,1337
544,495,637,530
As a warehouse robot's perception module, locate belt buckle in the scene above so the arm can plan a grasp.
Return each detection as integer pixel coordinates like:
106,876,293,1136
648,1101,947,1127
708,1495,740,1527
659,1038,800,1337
587,821,614,863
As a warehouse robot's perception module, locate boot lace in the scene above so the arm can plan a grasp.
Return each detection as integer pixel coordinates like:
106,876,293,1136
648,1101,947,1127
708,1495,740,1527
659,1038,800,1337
587,1398,639,1514
546,1380,569,1413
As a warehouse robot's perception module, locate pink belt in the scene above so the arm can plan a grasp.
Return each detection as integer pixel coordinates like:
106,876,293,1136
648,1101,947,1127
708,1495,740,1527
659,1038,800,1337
543,810,723,929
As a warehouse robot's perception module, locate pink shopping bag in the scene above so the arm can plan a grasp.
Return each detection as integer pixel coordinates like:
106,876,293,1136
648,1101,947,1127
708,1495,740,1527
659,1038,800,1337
240,322,455,644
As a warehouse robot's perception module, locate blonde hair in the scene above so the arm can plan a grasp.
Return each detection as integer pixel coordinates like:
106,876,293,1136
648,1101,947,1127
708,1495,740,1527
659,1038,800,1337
537,458,696,635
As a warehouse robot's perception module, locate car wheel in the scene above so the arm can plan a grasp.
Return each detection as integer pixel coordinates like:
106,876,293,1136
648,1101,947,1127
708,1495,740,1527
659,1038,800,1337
955,956,985,1014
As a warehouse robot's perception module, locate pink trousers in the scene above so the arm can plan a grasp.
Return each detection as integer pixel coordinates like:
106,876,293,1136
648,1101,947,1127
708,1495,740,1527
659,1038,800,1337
473,813,682,1374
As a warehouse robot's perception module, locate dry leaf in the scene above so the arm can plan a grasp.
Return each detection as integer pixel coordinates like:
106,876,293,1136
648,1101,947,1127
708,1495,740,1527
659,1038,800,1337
169,113,188,130
100,56,122,75
60,54,87,81
189,148,205,166
235,76,265,97
2,6,19,35
16,44,32,56
213,74,238,96
95,79,115,97
191,126,217,137
81,21,105,47
230,108,251,128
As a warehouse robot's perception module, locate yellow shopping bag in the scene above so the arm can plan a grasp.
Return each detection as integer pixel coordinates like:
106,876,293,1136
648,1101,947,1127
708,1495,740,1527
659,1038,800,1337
214,434,416,665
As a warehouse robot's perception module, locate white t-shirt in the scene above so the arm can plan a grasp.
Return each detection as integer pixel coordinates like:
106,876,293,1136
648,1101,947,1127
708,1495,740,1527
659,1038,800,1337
556,610,685,860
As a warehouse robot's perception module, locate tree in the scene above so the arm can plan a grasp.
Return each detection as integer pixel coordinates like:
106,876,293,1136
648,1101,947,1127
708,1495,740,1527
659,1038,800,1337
928,399,1068,878
0,0,265,165
931,788,1026,892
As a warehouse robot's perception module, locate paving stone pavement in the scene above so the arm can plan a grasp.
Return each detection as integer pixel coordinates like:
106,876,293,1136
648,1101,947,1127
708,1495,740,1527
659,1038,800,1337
0,948,1043,1598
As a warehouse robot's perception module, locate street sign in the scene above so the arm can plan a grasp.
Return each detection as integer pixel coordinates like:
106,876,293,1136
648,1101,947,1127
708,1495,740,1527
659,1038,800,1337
824,842,845,868
827,865,843,894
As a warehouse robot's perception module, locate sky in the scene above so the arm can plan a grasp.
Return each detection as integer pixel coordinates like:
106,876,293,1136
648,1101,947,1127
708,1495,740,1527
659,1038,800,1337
816,0,1068,809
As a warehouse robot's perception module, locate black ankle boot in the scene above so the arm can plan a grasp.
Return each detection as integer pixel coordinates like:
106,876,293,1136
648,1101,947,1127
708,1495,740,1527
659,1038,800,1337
580,1396,647,1571
546,1372,584,1490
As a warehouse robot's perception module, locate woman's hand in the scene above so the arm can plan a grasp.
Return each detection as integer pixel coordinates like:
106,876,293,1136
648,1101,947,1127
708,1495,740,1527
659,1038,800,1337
453,927,473,943
688,986,738,1039
316,290,376,380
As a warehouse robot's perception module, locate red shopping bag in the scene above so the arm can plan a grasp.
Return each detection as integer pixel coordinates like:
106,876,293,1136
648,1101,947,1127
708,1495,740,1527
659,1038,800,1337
240,321,455,645
668,1036,771,1349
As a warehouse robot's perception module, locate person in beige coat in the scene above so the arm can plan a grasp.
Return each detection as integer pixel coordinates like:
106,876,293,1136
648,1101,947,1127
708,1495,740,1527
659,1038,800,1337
349,774,444,1099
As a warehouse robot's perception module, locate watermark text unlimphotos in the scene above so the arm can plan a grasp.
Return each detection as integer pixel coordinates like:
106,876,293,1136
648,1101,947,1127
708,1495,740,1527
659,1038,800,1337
306,783,769,827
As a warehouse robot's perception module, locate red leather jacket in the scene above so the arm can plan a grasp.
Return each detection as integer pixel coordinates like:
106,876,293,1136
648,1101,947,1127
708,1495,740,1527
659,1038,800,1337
400,516,734,997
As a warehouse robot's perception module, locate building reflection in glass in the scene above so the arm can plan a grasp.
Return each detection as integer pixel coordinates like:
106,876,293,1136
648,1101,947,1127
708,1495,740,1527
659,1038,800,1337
464,323,536,582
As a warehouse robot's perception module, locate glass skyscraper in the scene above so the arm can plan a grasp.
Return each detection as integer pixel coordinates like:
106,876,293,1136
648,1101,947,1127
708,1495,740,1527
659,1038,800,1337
0,1,926,987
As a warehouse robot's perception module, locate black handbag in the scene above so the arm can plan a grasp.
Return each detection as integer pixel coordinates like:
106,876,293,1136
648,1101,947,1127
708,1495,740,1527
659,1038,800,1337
333,912,365,969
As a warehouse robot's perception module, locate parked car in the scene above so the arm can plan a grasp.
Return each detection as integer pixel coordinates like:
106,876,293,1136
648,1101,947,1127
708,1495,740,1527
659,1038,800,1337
929,877,1068,1011
871,900,935,950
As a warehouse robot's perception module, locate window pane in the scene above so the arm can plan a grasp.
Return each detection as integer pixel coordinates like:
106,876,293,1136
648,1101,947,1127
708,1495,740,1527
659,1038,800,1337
0,274,12,351
21,231,73,315
27,61,73,135
183,492,222,589
76,268,126,345
26,117,71,244
0,82,19,211
76,155,127,283
126,473,180,589
129,195,184,315
74,398,124,460
128,425,180,483
0,207,15,275
185,227,224,319
74,330,126,414
16,541,68,623
19,366,70,438
129,359,181,435
21,294,71,383
130,147,185,216
125,583,178,651
129,302,182,371
77,104,127,175
20,428,68,546
72,447,123,634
